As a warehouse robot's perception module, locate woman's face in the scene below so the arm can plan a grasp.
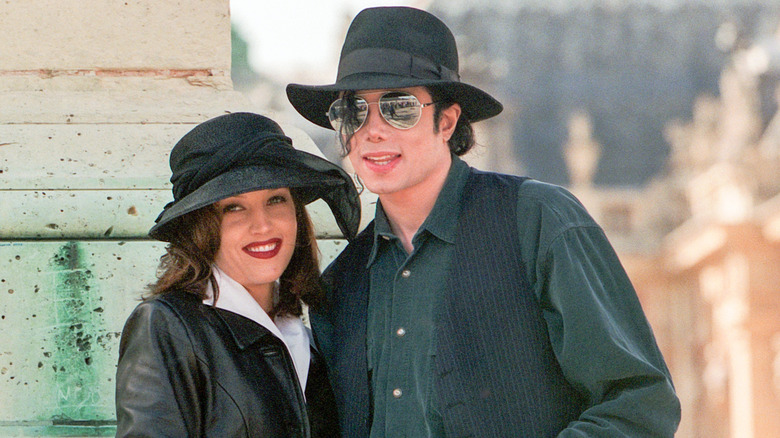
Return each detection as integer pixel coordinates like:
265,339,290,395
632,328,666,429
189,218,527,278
214,188,298,301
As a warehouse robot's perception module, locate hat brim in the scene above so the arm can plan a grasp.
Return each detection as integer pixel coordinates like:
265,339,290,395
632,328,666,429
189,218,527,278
286,73,503,130
149,150,360,241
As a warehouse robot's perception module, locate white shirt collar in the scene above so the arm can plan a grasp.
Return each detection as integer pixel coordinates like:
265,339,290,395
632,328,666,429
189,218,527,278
204,266,311,393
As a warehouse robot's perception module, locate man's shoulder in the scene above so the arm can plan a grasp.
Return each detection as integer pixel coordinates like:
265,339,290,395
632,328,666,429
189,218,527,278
322,222,374,280
466,167,597,227
466,167,529,188
465,167,570,197
517,179,576,203
515,179,600,231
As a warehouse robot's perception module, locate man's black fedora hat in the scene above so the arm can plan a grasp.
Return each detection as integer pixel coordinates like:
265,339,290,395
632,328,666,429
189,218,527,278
149,112,361,241
286,6,503,130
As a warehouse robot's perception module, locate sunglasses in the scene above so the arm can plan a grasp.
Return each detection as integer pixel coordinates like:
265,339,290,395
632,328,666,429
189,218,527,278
327,92,437,134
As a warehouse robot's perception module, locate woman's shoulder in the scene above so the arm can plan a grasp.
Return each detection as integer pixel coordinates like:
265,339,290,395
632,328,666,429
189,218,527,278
120,290,234,363
138,289,203,311
125,290,206,334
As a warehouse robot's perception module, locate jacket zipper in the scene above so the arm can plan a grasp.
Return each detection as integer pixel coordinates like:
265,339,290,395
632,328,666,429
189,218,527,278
275,341,311,437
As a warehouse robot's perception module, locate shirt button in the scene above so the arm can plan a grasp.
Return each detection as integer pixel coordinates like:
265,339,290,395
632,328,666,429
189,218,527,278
396,327,406,337
392,388,403,398
401,269,411,278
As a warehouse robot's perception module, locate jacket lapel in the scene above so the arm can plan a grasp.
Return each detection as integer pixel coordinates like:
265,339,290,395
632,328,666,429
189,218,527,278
211,307,278,350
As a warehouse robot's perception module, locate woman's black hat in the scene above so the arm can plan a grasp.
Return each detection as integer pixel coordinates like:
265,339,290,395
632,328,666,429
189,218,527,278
149,112,361,241
286,6,503,130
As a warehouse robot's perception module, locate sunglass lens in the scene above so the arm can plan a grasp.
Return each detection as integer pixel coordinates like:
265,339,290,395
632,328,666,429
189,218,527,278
327,98,368,134
379,93,422,129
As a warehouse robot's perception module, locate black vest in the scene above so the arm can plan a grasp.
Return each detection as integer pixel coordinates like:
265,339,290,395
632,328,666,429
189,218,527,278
312,169,585,437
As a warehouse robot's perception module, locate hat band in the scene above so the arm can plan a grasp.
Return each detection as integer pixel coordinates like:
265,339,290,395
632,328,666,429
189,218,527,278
337,47,459,83
170,131,293,203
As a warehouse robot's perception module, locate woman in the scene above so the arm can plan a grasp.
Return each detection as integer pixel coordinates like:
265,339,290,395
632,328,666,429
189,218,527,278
115,113,360,437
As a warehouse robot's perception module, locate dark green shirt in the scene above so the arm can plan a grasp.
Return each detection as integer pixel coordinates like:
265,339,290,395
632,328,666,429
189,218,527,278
365,156,679,437
365,156,467,438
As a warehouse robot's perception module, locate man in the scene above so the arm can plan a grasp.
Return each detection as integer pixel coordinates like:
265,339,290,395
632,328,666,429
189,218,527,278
287,6,681,438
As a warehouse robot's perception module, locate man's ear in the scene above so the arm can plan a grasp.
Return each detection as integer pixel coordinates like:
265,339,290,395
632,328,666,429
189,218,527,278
438,103,462,141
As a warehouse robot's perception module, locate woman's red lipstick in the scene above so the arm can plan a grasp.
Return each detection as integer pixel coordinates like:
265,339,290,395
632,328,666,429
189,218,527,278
242,239,281,259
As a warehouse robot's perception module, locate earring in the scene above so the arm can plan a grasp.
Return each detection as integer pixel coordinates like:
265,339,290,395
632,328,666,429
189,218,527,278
352,173,365,195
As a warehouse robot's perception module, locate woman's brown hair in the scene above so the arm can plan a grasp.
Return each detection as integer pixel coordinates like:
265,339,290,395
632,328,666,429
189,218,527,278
147,190,323,317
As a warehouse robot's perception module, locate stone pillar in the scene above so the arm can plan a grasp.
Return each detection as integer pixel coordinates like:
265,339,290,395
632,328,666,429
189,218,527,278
0,1,238,434
0,1,363,435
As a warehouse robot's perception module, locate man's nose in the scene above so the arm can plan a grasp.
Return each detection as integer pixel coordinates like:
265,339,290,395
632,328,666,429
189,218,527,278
362,103,389,136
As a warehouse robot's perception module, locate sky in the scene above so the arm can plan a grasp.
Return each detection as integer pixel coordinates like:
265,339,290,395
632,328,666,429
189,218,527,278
229,0,425,84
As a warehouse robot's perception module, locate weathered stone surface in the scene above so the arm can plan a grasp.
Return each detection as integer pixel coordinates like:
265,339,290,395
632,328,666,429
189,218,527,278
0,238,348,431
0,2,362,434
1,189,371,240
0,0,230,71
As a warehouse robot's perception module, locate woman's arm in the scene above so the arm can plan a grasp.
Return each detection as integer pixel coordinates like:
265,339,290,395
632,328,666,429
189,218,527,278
115,300,205,437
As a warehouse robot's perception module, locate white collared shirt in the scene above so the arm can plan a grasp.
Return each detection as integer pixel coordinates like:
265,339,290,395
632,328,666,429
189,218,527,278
204,266,311,393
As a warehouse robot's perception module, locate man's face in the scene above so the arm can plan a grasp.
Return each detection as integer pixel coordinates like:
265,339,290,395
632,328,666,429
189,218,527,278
344,86,457,200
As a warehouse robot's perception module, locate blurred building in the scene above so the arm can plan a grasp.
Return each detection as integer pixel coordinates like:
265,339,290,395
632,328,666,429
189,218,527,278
637,29,780,436
430,0,780,187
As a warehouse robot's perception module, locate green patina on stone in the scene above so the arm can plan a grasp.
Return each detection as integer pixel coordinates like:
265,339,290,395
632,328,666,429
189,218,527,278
50,242,104,421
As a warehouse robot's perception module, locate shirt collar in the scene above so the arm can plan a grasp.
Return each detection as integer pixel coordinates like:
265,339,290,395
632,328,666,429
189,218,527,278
366,155,470,266
204,266,311,392
204,266,284,338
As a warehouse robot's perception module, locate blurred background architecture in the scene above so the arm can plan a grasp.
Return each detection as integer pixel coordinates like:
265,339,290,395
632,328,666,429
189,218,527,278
1,0,780,436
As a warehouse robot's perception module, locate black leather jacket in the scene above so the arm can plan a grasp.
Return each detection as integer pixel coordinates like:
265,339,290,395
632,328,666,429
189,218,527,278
115,290,339,437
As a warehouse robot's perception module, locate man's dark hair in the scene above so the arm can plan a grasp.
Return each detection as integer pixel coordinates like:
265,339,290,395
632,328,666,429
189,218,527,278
428,86,475,156
335,87,476,156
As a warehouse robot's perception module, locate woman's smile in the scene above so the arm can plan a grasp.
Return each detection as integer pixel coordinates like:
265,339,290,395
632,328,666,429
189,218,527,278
243,238,282,259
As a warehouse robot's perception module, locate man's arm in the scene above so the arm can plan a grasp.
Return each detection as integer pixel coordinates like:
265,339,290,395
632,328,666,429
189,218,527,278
542,225,680,437
519,181,681,437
